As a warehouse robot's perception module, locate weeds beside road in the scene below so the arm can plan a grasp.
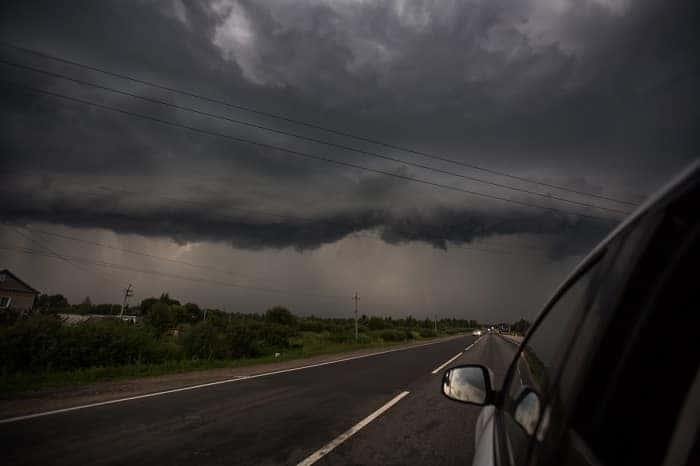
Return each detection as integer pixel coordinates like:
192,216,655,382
1,303,474,394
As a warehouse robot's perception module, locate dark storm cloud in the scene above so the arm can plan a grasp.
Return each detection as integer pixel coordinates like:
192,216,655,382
0,0,697,253
0,182,610,256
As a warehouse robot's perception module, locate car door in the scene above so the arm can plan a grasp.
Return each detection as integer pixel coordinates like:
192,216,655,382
494,254,606,466
549,178,700,466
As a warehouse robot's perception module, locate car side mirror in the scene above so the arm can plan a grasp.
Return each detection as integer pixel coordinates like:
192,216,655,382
441,364,494,405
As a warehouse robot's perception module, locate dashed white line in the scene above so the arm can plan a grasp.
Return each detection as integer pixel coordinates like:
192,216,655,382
431,335,484,375
431,352,464,375
464,335,483,351
0,336,464,424
296,391,410,466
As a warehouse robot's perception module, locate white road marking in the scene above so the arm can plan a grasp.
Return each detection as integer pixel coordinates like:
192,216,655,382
464,335,483,351
430,335,484,375
296,391,410,466
431,352,463,375
0,336,464,424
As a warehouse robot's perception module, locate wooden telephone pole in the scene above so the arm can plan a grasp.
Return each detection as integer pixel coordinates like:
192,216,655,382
120,284,134,318
353,292,360,341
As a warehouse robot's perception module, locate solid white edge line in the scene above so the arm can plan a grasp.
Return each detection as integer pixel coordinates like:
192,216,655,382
296,391,410,466
431,352,463,375
0,336,465,424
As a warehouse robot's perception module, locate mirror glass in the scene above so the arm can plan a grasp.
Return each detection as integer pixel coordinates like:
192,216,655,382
442,366,487,404
514,389,541,435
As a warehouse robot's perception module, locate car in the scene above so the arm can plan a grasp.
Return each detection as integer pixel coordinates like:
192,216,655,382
473,329,483,336
441,161,700,466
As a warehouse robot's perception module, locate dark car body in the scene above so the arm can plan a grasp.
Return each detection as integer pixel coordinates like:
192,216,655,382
444,161,700,466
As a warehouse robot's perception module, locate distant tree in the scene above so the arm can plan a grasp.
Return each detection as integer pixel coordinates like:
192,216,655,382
204,308,226,327
77,296,92,314
184,303,202,323
139,297,159,315
264,307,297,327
144,302,175,335
159,293,181,306
511,318,531,335
37,294,69,312
367,316,388,330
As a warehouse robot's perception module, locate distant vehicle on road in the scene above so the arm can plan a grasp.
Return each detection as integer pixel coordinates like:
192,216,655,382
472,329,483,336
441,162,699,466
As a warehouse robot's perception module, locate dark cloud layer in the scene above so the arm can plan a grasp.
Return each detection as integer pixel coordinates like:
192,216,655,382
1,0,697,182
0,182,610,257
1,0,696,247
0,0,696,316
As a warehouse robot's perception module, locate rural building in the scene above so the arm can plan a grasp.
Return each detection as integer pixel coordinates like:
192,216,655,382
0,269,40,312
58,314,140,325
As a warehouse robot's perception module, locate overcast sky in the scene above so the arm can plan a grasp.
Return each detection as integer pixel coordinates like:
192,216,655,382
1,0,697,322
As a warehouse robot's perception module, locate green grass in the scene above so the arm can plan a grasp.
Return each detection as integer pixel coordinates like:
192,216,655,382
0,332,453,395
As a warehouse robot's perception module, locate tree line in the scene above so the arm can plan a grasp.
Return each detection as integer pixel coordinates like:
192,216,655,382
1,293,484,378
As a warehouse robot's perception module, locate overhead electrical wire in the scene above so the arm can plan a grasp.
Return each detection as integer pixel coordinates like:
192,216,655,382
0,41,639,207
0,245,350,300
0,79,618,223
6,225,125,289
0,58,631,216
19,225,258,279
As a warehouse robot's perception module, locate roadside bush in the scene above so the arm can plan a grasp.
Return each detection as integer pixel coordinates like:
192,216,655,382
0,315,165,374
257,322,297,349
367,316,388,330
265,307,297,327
225,323,263,358
56,319,162,368
379,329,406,342
327,330,355,343
298,318,334,333
0,314,63,373
143,302,175,336
419,328,437,338
183,321,228,360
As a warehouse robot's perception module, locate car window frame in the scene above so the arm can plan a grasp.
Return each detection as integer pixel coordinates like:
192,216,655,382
495,251,606,466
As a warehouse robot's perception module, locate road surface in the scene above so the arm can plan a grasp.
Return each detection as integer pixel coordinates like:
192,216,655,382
0,334,518,465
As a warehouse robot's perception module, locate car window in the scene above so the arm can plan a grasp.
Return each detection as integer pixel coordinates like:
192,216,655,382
500,257,603,465
569,187,700,466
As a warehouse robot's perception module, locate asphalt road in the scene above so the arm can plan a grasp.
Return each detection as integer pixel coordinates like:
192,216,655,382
0,334,518,466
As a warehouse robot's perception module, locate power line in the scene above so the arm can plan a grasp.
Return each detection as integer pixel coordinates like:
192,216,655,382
0,79,617,223
0,41,639,206
5,225,124,288
0,245,348,300
20,225,258,280
0,58,631,215
8,226,92,275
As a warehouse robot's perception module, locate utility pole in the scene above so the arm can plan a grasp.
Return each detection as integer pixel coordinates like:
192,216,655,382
120,284,134,318
353,292,360,341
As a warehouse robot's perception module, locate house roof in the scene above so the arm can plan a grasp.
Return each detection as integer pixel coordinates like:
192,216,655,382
0,269,40,294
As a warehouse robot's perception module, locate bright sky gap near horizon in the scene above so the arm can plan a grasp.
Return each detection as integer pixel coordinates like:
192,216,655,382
1,0,697,322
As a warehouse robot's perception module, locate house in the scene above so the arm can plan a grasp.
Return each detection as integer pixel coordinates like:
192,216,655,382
0,269,40,312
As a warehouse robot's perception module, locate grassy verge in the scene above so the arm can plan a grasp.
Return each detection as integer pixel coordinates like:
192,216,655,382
0,333,455,395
